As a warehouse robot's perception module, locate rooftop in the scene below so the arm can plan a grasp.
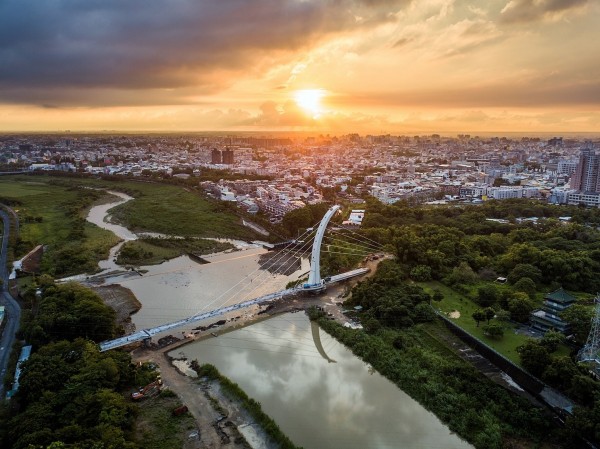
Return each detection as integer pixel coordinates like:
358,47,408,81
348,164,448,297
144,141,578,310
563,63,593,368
545,287,576,304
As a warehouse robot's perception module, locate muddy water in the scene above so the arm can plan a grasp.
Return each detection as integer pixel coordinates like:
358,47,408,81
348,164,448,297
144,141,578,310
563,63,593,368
106,249,309,331
85,192,309,331
174,313,473,449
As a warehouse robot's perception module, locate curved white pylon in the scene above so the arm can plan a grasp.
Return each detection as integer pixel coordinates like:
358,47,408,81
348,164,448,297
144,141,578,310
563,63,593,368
304,205,340,290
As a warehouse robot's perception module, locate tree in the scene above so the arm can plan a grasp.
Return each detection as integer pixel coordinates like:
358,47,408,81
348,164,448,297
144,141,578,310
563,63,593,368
410,265,432,282
542,356,578,391
508,293,535,323
561,304,594,345
445,261,478,286
362,317,382,334
414,303,435,323
477,285,499,308
495,309,511,322
507,263,542,284
472,309,486,327
517,340,551,377
512,277,537,299
432,289,444,303
282,207,312,237
483,323,504,339
540,329,565,352
484,307,496,324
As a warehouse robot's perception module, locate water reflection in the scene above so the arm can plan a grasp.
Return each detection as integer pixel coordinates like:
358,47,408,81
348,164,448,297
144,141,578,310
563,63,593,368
174,314,472,449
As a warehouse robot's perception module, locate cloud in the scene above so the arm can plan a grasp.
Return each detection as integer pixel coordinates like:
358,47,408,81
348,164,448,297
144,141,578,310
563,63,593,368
332,78,600,108
0,0,410,106
500,0,588,23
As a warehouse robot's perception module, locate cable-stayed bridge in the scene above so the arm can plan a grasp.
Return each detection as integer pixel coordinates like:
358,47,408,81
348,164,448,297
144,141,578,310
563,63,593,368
99,205,381,352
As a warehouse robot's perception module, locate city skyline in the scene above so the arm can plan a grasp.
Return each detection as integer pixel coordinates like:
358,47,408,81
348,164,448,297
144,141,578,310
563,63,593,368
1,0,599,133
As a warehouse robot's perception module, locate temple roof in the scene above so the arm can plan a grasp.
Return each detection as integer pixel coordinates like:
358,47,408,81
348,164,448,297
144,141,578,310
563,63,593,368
545,287,576,304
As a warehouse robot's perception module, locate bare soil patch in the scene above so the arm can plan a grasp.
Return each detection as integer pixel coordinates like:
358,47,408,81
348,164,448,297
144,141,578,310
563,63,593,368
92,284,141,334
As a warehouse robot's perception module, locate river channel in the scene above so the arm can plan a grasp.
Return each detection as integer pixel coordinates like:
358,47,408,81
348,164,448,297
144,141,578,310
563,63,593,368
173,313,472,449
87,192,472,448
86,192,309,331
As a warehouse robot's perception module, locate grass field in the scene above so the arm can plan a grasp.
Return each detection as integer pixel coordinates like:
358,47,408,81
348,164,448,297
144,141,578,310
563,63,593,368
134,392,197,449
0,177,120,276
417,281,570,364
0,175,256,276
16,174,257,239
116,238,235,265
107,183,255,239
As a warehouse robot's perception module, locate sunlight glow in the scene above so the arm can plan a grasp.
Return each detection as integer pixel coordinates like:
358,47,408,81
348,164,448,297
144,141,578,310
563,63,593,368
294,89,325,118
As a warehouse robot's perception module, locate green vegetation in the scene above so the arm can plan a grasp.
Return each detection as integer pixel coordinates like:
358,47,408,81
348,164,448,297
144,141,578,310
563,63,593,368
116,237,235,266
0,276,173,449
0,175,258,276
418,280,537,364
0,178,120,277
3,339,139,449
134,391,197,449
19,282,116,349
192,362,303,449
348,197,600,445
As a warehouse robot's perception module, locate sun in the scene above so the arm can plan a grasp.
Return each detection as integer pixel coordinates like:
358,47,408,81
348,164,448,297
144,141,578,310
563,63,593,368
294,89,325,119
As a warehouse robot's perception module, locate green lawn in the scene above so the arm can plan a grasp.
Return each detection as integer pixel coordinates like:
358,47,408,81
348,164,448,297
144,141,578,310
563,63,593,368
417,281,561,365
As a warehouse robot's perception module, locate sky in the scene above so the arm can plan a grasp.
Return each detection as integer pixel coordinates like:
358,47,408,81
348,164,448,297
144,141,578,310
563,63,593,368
0,0,599,134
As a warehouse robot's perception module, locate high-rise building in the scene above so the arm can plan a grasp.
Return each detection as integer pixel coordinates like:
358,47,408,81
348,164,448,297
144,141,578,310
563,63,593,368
211,148,222,164
571,146,599,192
222,148,234,165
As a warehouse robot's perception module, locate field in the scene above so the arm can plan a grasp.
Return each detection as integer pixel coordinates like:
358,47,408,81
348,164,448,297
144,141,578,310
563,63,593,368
25,174,257,239
116,237,235,266
0,178,120,276
134,391,199,449
418,281,569,364
0,175,256,276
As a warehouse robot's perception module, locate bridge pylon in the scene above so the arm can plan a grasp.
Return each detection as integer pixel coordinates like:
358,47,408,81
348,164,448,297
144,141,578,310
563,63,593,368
302,205,340,292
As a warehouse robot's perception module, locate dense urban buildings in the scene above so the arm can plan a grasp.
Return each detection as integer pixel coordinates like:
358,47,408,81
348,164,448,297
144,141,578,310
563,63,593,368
1,133,599,221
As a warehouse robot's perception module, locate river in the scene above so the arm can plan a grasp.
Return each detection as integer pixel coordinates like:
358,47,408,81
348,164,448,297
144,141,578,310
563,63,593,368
87,192,472,448
172,313,472,449
85,192,309,331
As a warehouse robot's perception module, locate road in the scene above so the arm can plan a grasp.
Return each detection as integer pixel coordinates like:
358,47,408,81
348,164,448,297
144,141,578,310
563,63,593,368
0,207,21,397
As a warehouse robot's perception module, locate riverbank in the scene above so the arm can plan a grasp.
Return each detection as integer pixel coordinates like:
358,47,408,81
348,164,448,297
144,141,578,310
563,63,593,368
91,284,141,335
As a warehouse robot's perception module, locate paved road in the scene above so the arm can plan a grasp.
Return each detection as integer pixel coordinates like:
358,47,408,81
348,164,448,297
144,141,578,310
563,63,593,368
0,208,21,397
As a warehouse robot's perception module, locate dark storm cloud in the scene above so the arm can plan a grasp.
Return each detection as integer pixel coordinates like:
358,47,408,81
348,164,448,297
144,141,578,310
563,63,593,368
500,0,588,23
0,0,409,105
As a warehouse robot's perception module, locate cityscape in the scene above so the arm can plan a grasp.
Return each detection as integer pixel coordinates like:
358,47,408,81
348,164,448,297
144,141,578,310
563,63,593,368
1,1,600,449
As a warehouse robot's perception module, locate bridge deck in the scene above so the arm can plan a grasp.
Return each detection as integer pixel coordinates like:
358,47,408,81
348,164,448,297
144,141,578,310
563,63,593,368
98,268,369,352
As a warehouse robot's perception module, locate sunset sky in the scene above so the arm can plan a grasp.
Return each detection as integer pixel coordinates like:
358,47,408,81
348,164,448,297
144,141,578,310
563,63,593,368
1,0,599,133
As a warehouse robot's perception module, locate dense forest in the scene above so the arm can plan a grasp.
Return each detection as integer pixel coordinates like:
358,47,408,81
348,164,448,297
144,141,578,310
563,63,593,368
328,197,600,447
0,282,157,449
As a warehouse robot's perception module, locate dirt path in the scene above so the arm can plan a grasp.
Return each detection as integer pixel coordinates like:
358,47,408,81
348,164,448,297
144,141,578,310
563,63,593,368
132,348,248,449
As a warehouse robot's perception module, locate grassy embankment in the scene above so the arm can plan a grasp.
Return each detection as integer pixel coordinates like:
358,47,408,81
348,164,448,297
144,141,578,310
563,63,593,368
134,390,198,449
193,363,303,449
418,280,570,364
116,237,235,266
